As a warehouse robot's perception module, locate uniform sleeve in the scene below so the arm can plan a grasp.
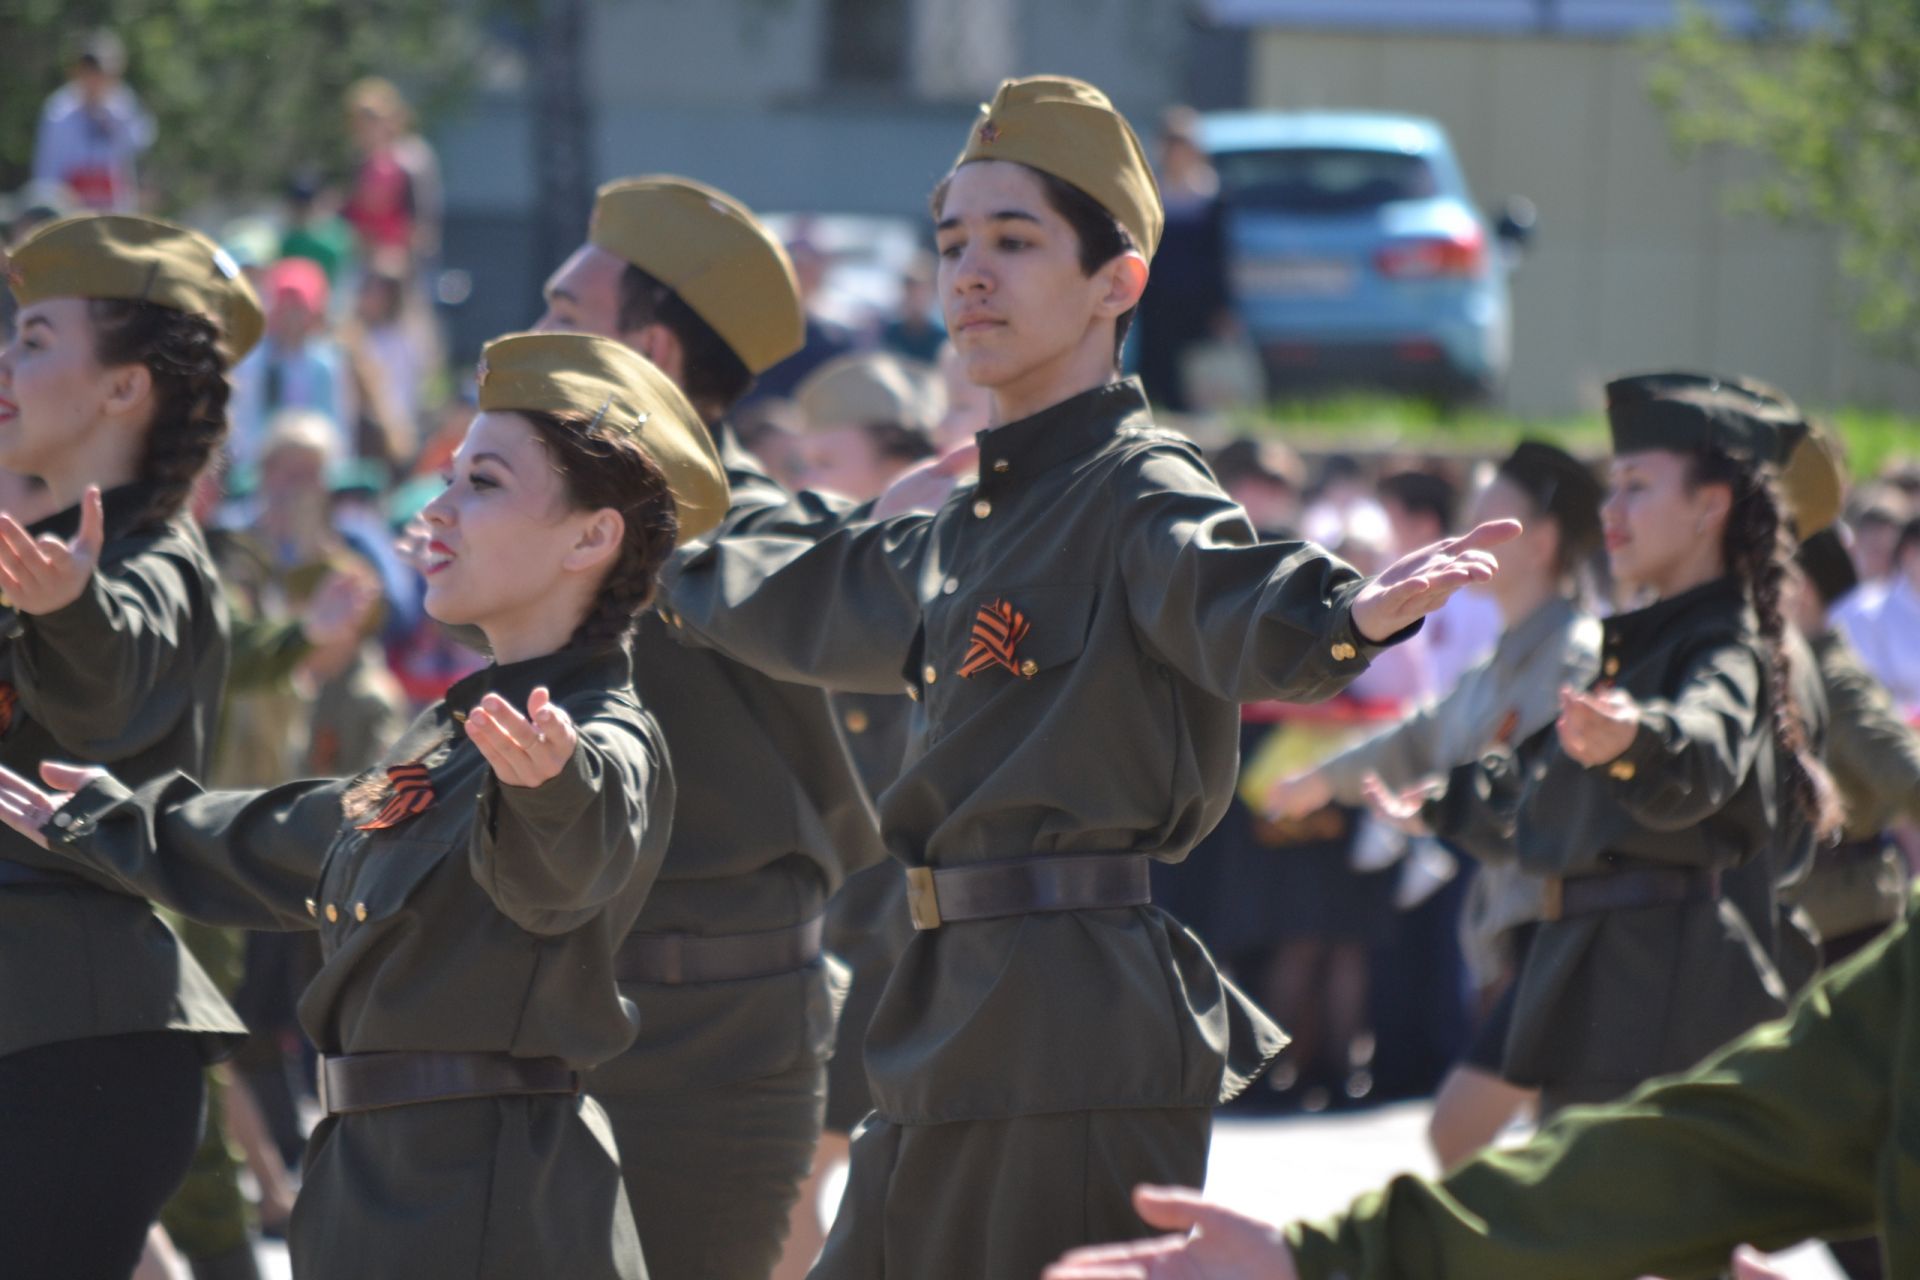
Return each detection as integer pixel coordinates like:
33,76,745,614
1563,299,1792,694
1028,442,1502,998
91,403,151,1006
36,772,342,932
12,548,215,761
1601,638,1767,832
1116,445,1409,705
1828,651,1920,826
1286,896,1907,1280
659,513,933,695
1317,681,1464,802
226,616,313,693
1426,749,1526,866
468,714,669,936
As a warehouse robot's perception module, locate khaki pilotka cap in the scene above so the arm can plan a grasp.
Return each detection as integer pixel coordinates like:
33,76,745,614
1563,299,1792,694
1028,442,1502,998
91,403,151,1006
476,332,731,542
4,213,265,361
1605,370,1839,535
588,176,804,376
954,76,1165,261
796,351,937,435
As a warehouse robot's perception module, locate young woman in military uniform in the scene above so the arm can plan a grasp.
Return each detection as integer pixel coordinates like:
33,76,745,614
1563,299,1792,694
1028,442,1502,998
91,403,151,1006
0,213,259,1279
1267,439,1606,1167
1363,372,1842,1118
0,331,729,1279
657,76,1517,1278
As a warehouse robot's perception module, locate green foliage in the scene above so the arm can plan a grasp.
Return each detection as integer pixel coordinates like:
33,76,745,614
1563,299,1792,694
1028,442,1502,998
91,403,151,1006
1238,395,1913,479
0,0,482,213
1651,2,1920,364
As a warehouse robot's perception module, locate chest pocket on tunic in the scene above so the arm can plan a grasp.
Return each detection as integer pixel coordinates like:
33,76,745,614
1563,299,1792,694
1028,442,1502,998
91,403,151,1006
321,833,451,933
926,582,1096,695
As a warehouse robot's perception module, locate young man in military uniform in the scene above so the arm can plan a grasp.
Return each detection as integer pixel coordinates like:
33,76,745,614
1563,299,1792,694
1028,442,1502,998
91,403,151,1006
659,77,1516,1278
536,176,889,1279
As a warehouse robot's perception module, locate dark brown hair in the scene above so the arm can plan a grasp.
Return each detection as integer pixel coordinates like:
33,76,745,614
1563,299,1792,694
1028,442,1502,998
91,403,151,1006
87,299,231,527
930,163,1139,363
521,408,680,651
617,265,753,423
1688,449,1843,842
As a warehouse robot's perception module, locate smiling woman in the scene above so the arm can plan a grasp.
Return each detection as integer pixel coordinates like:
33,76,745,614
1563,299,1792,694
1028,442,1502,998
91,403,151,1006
0,213,263,1280
0,332,729,1279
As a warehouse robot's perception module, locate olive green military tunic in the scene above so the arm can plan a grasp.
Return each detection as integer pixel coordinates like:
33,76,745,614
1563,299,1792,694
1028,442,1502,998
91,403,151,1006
1288,885,1920,1279
1315,595,1601,985
1789,629,1920,945
22,646,669,1280
1426,576,1789,1107
664,379,1404,1276
0,481,246,1061
585,429,884,1279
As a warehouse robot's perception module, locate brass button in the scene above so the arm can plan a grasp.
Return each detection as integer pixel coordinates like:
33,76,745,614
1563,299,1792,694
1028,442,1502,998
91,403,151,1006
844,709,870,734
354,902,369,922
305,897,317,919
942,578,959,595
451,710,468,725
325,903,340,923
1018,658,1039,678
1603,657,1620,677
972,499,992,519
1608,760,1637,781
923,664,938,685
1330,641,1358,662
992,459,1010,474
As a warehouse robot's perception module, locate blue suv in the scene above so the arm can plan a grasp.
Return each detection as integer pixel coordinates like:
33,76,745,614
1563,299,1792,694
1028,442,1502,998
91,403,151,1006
1200,111,1532,404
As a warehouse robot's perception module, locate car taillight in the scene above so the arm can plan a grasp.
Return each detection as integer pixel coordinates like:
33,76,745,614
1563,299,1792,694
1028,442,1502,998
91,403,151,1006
1374,228,1485,279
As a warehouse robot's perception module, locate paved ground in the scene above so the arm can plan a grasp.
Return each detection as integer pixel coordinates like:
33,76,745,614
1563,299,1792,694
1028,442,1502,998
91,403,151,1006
253,1102,1846,1278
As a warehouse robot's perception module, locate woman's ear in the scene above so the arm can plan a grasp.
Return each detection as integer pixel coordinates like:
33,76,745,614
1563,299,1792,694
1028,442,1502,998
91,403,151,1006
1095,252,1150,320
1696,480,1734,534
562,507,626,575
100,361,154,422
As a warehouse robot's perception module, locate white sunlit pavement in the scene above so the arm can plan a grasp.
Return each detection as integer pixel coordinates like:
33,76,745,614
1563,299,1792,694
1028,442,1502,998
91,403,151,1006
257,1102,1848,1278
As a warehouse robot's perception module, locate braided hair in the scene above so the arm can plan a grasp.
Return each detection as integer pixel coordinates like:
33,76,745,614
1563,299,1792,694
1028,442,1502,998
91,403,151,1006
519,409,680,651
1688,448,1843,842
87,299,230,528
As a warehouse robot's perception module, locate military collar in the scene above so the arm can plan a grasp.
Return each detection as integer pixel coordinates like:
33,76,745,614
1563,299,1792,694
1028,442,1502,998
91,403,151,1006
1603,575,1751,654
445,643,633,730
28,480,167,544
973,378,1149,490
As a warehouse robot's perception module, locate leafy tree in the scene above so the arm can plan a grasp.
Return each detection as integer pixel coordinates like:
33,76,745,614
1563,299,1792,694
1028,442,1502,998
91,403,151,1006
1653,1,1920,362
1,0,481,213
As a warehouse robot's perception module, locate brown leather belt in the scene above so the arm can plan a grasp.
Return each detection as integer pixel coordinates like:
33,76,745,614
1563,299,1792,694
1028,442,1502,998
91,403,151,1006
1542,867,1721,922
905,853,1152,931
616,915,824,985
318,1051,579,1116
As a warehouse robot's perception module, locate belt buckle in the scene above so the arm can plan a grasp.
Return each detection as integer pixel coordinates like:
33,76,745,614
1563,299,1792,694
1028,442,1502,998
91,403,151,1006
905,866,942,930
1541,877,1564,924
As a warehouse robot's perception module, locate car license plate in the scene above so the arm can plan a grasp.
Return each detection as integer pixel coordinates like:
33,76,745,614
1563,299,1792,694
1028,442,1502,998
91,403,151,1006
1236,258,1356,298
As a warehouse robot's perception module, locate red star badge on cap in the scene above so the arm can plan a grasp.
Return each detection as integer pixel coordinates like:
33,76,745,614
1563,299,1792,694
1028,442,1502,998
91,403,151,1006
978,121,1000,144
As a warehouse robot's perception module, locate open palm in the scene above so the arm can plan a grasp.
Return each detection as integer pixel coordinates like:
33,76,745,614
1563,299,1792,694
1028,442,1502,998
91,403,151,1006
1044,1186,1299,1280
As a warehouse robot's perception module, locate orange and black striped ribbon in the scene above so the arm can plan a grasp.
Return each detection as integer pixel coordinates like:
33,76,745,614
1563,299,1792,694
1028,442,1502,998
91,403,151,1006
958,599,1031,679
355,761,435,831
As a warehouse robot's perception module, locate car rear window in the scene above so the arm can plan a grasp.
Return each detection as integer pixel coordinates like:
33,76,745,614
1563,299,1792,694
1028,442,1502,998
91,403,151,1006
1213,148,1438,214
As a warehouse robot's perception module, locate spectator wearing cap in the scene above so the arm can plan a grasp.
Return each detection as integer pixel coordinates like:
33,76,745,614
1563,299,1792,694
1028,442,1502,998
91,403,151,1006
228,257,357,471
31,30,154,214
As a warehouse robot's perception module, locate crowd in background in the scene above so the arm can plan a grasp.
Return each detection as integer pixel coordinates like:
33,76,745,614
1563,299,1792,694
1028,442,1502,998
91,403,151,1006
8,31,1920,1278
